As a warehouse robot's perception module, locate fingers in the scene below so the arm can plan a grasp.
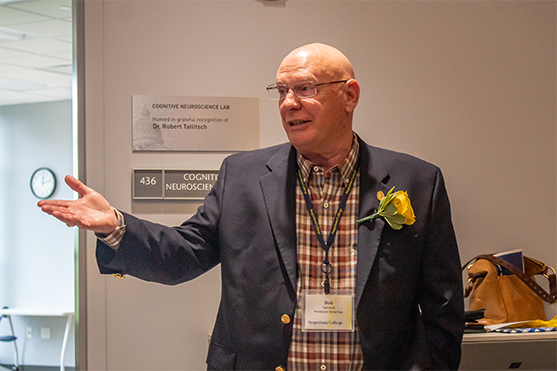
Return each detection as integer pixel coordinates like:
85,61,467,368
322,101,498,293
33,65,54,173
37,200,80,230
36,175,90,208
37,198,73,211
64,175,92,197
40,207,76,226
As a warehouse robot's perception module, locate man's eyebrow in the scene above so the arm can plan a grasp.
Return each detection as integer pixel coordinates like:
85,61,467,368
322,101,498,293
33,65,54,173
276,78,313,85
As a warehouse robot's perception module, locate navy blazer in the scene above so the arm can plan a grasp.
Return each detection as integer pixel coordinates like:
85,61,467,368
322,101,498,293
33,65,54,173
97,136,464,370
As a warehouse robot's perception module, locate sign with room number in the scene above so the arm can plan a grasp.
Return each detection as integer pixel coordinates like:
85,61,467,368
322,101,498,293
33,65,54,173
133,169,219,200
133,169,163,199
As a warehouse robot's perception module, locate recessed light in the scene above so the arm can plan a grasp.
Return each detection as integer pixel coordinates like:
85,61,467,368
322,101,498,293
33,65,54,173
0,79,46,92
0,27,25,42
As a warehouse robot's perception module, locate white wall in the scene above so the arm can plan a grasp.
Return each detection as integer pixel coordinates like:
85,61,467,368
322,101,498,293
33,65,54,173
81,1,556,370
0,100,75,367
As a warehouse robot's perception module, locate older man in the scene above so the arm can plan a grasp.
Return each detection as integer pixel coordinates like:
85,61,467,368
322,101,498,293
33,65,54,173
39,43,464,370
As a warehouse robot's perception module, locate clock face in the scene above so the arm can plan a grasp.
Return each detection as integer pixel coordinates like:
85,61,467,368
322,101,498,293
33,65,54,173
30,168,57,199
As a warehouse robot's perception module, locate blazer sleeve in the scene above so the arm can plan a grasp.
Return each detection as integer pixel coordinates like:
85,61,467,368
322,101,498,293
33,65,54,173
96,159,227,285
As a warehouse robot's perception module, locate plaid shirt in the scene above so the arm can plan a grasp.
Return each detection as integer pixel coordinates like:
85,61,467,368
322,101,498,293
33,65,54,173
288,138,364,371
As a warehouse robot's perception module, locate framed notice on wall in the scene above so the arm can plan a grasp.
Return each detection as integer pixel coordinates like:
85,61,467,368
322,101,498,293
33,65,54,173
132,95,259,151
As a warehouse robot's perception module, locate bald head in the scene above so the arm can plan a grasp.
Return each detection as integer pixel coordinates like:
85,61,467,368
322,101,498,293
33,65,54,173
279,43,355,81
275,43,360,170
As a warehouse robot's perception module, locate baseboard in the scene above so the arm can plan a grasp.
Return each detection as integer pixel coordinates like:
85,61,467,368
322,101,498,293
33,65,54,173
0,364,75,371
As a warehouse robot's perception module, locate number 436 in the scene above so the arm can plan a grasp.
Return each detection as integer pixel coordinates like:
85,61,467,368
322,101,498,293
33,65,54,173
140,177,157,186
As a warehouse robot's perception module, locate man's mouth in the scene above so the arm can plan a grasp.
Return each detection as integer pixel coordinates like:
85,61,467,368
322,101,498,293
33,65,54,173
289,120,310,127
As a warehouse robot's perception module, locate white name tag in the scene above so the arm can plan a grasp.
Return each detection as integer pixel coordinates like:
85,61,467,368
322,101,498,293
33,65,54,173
302,289,355,332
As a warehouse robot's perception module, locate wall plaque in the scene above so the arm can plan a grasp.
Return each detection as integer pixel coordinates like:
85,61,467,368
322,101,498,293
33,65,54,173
132,95,259,151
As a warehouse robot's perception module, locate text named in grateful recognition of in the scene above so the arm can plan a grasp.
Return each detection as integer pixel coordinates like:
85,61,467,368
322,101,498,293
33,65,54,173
132,95,259,151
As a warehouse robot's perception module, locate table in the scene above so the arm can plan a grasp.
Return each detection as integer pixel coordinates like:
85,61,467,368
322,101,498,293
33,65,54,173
0,308,74,371
462,331,556,370
464,330,557,343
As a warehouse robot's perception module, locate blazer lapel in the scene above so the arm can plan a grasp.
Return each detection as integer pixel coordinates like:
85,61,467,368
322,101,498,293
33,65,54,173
355,140,390,307
260,144,298,291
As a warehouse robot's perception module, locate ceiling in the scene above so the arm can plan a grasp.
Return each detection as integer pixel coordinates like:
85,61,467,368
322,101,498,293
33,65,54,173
0,0,72,106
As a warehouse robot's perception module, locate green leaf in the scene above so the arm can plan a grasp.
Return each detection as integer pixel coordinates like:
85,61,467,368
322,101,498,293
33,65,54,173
385,186,396,197
382,203,398,216
384,213,405,230
384,187,396,200
377,187,395,213
388,213,406,225
385,218,403,230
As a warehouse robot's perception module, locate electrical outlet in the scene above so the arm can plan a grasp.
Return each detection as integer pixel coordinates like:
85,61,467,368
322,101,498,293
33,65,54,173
41,327,50,339
26,327,32,338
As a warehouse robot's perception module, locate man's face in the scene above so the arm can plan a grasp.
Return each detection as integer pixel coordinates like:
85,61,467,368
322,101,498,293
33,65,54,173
276,51,350,159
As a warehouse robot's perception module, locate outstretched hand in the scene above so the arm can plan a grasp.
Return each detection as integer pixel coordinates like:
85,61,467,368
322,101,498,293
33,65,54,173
37,175,118,235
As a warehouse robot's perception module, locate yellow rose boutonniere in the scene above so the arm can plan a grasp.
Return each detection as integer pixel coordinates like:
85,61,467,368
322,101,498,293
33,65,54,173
357,187,416,230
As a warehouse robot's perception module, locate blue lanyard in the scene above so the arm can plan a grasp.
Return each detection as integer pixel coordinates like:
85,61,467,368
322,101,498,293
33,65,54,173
296,158,359,294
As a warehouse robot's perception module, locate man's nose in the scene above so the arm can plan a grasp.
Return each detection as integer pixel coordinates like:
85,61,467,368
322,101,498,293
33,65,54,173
281,89,301,108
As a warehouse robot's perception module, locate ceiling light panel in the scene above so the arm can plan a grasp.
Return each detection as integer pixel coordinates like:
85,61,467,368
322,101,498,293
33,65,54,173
32,87,70,98
9,19,71,38
0,88,54,105
6,0,72,20
0,6,50,26
2,37,70,54
0,65,62,80
42,50,71,60
1,54,67,68
0,46,29,58
34,74,71,88
0,0,72,106
0,78,45,91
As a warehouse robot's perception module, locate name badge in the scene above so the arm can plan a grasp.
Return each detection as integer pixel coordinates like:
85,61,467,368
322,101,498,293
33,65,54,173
302,289,355,332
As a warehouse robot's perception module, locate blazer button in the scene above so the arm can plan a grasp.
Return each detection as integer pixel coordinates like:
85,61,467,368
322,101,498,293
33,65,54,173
275,367,285,371
281,314,291,324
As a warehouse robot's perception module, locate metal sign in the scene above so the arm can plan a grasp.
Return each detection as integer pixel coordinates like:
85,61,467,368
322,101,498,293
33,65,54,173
132,95,259,152
133,169,219,200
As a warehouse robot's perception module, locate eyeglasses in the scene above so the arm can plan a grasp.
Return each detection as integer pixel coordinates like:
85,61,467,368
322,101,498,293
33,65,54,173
266,80,349,101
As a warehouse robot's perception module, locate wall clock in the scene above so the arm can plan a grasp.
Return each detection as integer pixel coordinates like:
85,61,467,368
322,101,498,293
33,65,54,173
30,167,57,199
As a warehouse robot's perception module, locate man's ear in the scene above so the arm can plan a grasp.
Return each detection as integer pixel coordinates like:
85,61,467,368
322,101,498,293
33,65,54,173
345,79,360,113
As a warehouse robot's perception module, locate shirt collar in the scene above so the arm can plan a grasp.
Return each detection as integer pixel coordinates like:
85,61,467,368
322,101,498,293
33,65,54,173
297,133,360,185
